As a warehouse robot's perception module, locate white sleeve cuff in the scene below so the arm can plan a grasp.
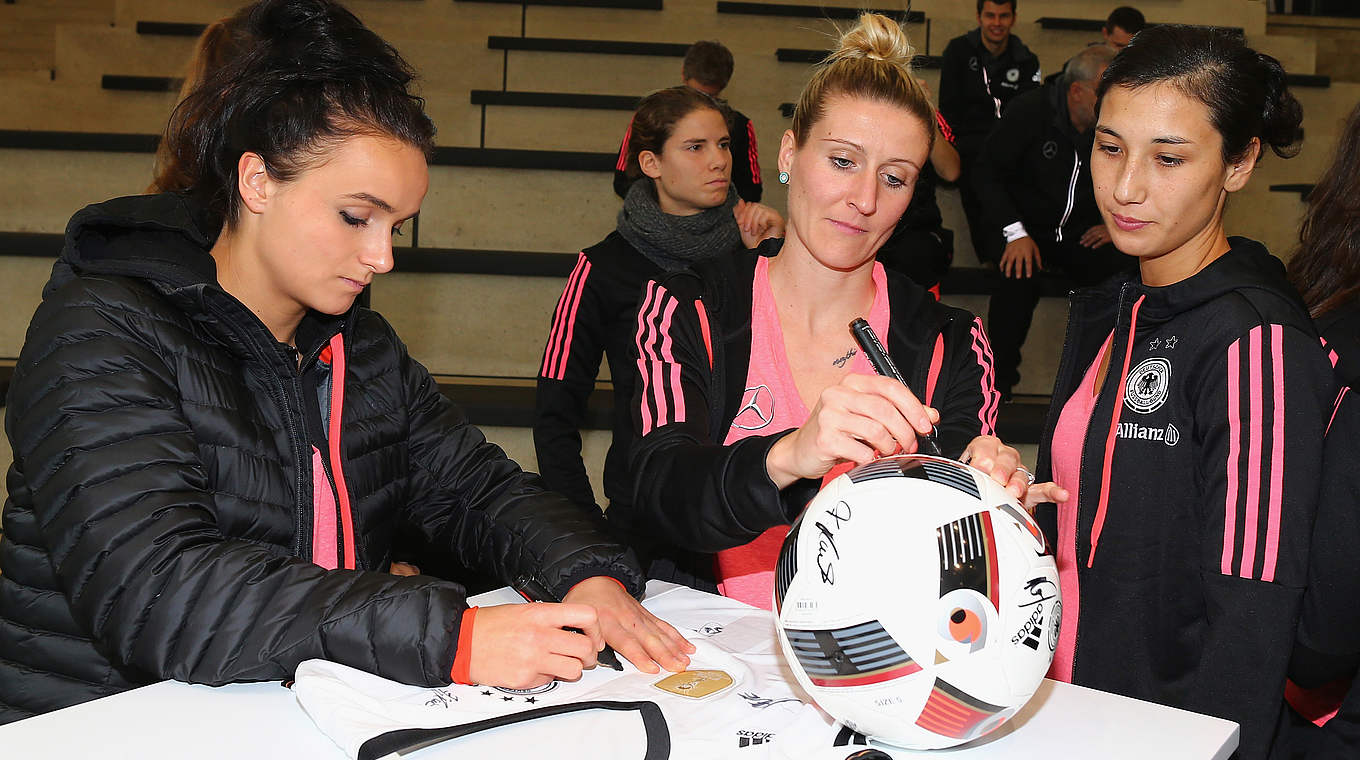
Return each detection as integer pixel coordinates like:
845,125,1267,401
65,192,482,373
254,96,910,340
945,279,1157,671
1003,222,1030,243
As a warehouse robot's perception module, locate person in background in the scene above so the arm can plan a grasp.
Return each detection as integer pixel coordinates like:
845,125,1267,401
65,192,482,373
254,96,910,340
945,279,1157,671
614,40,762,203
973,44,1131,401
939,0,1041,266
1032,25,1332,760
0,0,692,725
535,86,782,520
624,13,1035,603
1282,100,1360,760
1102,6,1146,51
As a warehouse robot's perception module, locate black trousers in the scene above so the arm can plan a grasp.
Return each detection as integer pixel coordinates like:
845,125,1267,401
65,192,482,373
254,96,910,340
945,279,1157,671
987,239,1133,395
956,142,1004,266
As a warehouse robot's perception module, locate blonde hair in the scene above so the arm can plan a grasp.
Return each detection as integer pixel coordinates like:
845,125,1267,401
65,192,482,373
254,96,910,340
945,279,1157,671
791,13,934,150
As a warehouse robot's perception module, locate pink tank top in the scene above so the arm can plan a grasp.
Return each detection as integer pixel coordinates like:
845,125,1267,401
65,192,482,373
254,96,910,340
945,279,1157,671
1047,332,1112,682
715,256,890,609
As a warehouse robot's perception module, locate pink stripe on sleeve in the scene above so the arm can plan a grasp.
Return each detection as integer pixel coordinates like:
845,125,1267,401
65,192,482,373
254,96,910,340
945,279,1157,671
746,121,761,184
651,296,681,425
540,264,575,376
1261,324,1286,582
924,333,945,407
635,281,663,435
541,254,590,379
1327,387,1349,435
1223,338,1242,575
968,318,1000,435
616,118,634,171
1240,327,1265,578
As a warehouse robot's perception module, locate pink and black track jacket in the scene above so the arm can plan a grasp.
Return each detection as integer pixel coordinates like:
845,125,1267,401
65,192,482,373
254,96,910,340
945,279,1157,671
620,239,1001,588
1285,297,1360,758
1033,238,1335,760
535,232,667,512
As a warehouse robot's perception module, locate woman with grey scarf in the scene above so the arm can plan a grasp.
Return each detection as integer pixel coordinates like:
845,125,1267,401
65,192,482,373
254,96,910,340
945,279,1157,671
534,85,784,520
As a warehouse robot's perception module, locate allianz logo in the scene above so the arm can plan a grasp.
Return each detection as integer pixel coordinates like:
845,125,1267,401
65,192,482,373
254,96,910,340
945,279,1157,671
1116,421,1179,446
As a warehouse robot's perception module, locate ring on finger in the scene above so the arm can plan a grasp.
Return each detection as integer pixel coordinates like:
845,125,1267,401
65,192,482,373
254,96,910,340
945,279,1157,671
1016,466,1036,486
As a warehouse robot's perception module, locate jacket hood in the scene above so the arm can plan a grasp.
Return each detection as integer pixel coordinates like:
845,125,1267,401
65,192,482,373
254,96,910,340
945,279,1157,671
1082,238,1306,325
51,192,349,363
52,192,219,297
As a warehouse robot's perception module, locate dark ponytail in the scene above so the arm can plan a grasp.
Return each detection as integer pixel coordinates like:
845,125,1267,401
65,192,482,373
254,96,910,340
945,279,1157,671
1288,101,1360,318
1096,24,1302,165
163,0,436,231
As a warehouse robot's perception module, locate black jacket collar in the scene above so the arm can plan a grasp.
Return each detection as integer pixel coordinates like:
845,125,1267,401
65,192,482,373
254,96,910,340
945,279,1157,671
54,193,352,368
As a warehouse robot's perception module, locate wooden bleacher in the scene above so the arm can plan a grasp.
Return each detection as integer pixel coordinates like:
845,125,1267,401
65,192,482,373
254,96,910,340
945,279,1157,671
3,0,1357,500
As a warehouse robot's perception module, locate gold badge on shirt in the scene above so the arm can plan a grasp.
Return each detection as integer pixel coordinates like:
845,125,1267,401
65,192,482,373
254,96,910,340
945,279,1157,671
652,669,735,699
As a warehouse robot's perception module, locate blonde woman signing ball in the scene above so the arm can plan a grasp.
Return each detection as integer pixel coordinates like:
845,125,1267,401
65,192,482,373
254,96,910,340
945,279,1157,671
620,14,1043,603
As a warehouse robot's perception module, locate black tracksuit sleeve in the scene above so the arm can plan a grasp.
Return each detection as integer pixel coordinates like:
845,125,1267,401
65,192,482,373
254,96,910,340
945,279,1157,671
628,278,810,553
730,116,763,203
928,314,1001,456
972,98,1031,236
937,39,969,137
1293,384,1360,682
1186,323,1331,760
533,253,605,510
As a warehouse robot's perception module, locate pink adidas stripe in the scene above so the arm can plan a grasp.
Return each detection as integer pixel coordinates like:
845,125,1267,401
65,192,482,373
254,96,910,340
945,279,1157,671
635,281,664,435
1223,338,1242,575
968,318,1000,435
1327,387,1349,435
1240,327,1265,578
924,333,944,407
654,297,682,425
1261,324,1285,582
746,121,761,184
540,253,591,380
616,118,634,172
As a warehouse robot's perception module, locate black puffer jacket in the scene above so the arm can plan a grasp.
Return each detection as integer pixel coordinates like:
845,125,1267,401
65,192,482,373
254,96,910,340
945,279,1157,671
0,193,643,724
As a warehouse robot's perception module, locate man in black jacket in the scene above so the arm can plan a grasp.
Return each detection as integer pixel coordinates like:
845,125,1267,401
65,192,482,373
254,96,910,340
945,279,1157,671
973,43,1131,399
938,0,1042,264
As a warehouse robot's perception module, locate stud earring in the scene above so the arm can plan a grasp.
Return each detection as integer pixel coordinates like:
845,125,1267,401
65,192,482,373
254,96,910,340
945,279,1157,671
778,171,790,185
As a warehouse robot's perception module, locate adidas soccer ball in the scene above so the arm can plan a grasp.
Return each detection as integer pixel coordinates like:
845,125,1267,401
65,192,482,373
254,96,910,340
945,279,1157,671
774,455,1059,750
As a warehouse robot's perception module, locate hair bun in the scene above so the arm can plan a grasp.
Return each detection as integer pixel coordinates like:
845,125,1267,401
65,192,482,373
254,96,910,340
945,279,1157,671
827,12,916,69
1256,51,1303,159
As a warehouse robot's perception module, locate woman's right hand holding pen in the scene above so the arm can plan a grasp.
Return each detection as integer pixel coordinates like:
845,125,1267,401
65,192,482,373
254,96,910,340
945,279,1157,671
467,602,604,690
765,374,938,489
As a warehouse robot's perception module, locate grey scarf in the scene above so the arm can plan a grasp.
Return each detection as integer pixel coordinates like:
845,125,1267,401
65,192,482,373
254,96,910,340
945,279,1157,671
616,178,742,272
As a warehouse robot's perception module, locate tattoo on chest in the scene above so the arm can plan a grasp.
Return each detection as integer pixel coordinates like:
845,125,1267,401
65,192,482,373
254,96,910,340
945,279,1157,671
832,348,857,368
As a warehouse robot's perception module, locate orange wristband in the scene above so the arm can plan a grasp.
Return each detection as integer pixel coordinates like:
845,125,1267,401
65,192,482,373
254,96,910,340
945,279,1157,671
449,606,479,685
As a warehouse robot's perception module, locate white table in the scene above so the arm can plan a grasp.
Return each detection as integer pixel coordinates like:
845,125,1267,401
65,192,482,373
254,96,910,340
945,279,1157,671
0,582,1238,759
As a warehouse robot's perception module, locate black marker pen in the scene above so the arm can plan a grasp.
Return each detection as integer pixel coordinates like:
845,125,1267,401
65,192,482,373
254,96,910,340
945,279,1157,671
849,317,944,458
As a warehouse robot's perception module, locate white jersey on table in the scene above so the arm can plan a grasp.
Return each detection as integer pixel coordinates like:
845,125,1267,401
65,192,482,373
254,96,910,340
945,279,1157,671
294,584,820,759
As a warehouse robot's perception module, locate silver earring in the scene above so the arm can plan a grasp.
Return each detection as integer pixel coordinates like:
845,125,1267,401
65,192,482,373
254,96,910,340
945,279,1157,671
778,171,790,185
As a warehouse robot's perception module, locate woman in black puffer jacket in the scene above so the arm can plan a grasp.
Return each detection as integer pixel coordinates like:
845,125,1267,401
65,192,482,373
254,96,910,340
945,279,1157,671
0,0,690,725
